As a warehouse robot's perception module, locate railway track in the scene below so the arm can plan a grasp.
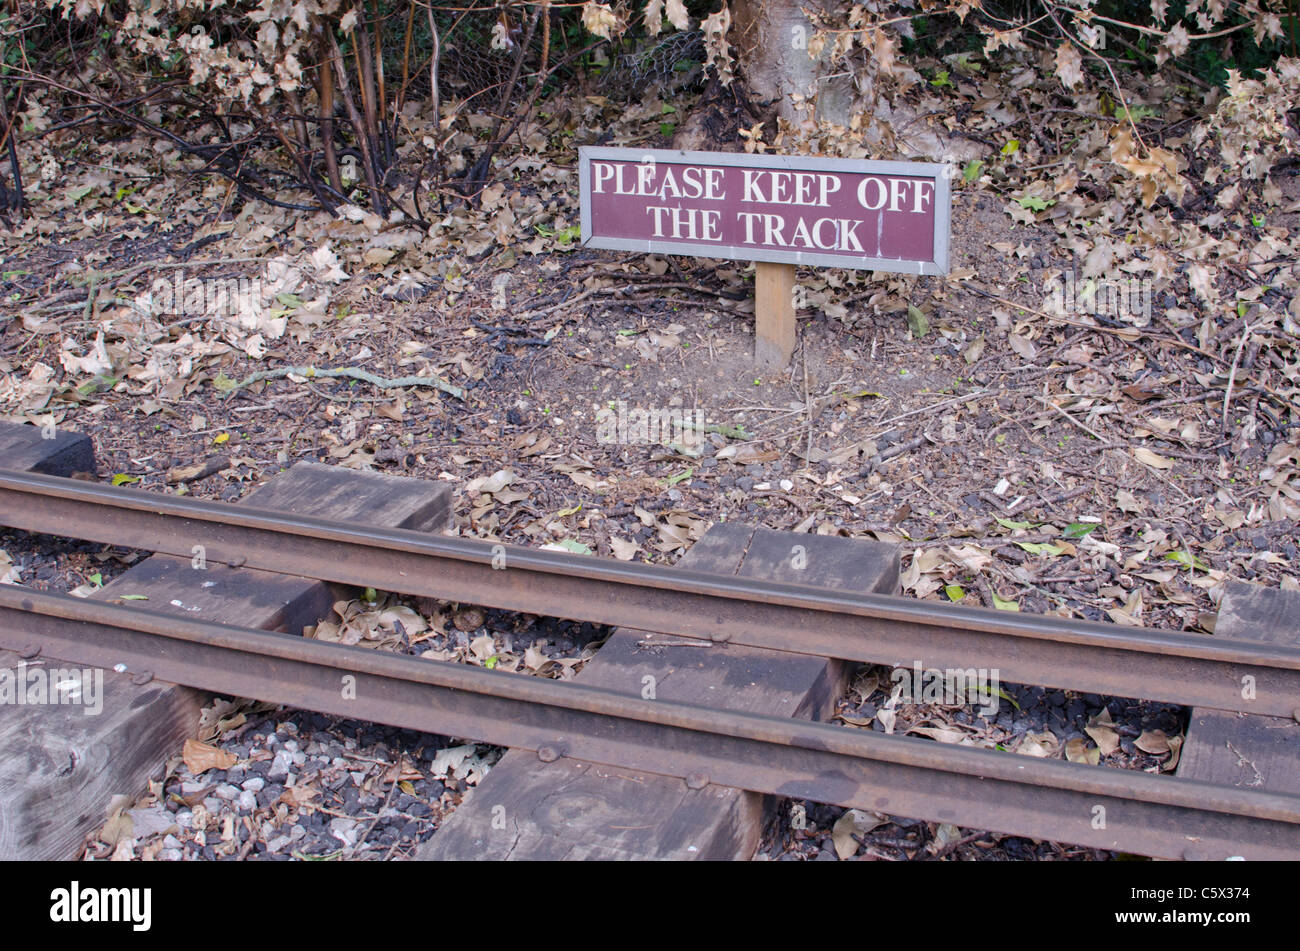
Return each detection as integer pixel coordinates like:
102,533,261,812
2,465,1300,860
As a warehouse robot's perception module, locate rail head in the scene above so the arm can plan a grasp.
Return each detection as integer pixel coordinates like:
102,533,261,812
3,467,1300,719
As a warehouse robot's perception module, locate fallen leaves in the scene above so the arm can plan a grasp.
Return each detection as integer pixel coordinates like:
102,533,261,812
1133,447,1175,470
0,549,19,585
1017,730,1060,757
1085,708,1120,756
309,596,431,650
831,809,888,859
182,738,238,775
1065,736,1101,766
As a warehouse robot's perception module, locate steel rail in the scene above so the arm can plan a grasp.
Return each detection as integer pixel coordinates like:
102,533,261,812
1,585,1297,860
2,468,1298,717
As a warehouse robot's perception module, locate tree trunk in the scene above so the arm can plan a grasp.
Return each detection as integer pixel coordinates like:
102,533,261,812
729,0,852,127
726,0,981,162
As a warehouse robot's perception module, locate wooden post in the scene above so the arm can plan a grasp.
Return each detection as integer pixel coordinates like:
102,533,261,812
754,261,795,369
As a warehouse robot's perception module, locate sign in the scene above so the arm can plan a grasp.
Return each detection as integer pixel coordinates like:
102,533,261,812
579,147,950,275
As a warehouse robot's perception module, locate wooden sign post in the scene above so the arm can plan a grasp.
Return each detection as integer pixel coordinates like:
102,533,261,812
754,261,796,367
580,147,951,368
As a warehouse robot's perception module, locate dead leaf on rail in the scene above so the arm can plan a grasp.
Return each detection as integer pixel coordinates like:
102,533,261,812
1163,735,1183,772
1085,709,1121,756
183,738,238,775
98,805,135,848
834,713,874,727
1017,731,1059,757
378,605,428,639
927,822,962,856
907,725,970,744
1065,736,1101,765
832,809,888,859
609,537,638,560
1135,729,1171,755
1106,589,1144,626
901,547,947,599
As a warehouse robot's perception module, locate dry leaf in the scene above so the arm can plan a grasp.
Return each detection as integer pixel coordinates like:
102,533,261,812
832,809,887,859
1134,447,1174,469
1065,736,1101,765
1017,730,1059,757
1135,729,1171,755
1085,709,1121,756
908,725,971,744
183,738,238,775
609,537,638,560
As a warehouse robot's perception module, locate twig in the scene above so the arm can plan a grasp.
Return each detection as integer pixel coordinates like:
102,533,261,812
350,770,401,858
227,365,465,400
1222,321,1253,433
802,345,813,461
1032,394,1108,442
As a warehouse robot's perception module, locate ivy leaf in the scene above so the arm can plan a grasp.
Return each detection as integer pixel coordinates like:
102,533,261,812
992,593,1021,612
944,584,966,602
1014,195,1054,211
906,304,929,338
962,160,984,182
1165,550,1210,570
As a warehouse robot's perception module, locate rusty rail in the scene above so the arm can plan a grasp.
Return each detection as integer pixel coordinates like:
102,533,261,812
2,584,1298,860
2,468,1299,718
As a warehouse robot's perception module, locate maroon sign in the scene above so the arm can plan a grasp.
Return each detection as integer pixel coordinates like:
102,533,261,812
580,147,950,274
